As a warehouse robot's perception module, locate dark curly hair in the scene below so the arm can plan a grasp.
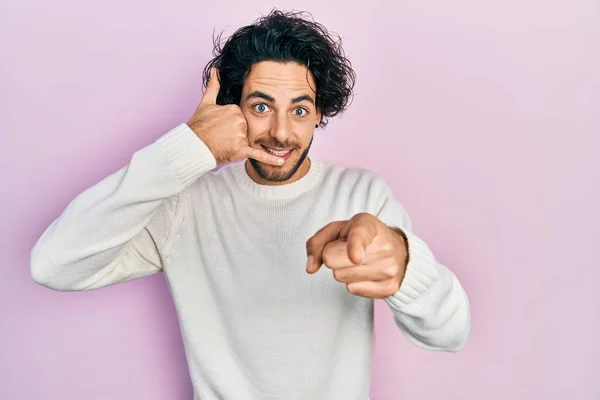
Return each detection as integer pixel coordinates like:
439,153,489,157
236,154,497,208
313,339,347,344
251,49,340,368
201,9,356,128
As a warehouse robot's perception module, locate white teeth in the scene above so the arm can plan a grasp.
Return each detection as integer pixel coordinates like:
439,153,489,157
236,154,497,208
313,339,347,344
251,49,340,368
264,147,291,156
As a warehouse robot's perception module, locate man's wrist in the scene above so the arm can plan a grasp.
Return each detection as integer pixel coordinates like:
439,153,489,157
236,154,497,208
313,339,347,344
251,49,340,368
389,226,410,267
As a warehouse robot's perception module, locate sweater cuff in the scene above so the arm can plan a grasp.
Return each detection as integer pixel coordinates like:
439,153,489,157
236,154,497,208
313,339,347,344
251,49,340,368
155,123,217,187
384,231,440,311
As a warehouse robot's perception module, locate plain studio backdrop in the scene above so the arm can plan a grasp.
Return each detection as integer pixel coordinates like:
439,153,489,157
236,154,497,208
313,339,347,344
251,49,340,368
1,0,598,399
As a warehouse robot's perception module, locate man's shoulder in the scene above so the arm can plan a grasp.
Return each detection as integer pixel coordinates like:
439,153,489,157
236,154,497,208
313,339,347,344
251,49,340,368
319,161,389,190
187,162,238,192
318,161,402,217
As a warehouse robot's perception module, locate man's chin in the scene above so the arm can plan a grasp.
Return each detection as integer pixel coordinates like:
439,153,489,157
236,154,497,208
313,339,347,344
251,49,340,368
250,160,297,182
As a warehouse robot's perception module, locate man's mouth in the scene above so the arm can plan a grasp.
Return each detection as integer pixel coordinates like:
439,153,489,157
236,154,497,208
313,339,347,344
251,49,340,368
261,145,294,159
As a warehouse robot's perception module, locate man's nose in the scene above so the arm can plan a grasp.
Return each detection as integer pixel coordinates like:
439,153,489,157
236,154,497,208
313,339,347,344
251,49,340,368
269,114,291,144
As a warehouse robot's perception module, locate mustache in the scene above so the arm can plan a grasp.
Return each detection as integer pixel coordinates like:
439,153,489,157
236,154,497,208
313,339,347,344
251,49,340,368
255,139,301,150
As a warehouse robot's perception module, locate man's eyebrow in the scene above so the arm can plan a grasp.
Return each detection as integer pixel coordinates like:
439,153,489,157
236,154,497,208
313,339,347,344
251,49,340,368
245,91,275,102
291,95,315,105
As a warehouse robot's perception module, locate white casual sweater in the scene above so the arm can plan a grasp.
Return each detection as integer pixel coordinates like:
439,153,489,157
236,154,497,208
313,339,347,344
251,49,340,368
30,123,470,400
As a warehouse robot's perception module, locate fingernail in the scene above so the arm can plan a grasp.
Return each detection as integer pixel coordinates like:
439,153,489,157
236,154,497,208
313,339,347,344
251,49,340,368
305,255,313,272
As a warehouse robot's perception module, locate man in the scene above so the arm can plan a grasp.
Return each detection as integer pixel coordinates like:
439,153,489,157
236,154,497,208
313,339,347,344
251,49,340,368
30,10,470,400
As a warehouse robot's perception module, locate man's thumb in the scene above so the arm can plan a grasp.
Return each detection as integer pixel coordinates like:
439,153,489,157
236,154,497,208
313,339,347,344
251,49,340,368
201,67,220,105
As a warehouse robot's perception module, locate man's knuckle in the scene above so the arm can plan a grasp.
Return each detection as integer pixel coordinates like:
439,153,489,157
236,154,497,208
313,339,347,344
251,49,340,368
322,250,332,266
381,240,394,252
384,264,398,278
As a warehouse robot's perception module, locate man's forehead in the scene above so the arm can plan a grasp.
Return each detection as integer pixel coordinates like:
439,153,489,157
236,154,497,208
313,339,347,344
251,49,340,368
243,61,316,98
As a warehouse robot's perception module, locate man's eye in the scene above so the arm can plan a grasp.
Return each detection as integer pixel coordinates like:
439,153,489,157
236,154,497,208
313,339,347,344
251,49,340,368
293,108,307,117
254,104,270,113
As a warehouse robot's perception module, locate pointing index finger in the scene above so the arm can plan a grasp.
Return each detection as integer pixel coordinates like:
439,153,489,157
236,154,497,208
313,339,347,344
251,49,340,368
305,221,346,274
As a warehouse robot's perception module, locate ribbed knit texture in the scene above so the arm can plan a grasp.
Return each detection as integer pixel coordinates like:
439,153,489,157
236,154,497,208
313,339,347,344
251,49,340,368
31,124,470,400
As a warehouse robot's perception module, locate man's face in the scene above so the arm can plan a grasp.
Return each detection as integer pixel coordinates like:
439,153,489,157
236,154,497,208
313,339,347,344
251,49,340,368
239,61,321,184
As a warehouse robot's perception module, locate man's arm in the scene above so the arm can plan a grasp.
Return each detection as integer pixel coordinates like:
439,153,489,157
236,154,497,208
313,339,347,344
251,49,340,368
305,176,470,351
375,179,471,351
30,124,217,291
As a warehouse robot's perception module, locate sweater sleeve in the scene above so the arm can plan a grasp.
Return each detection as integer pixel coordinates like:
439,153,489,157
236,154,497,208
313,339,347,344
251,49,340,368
372,177,470,351
30,124,216,291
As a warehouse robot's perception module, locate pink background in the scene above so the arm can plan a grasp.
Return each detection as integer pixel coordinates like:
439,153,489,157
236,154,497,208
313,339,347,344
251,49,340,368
1,0,599,399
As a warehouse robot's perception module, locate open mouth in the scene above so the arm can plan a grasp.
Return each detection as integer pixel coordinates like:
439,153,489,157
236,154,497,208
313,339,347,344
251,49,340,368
261,145,294,160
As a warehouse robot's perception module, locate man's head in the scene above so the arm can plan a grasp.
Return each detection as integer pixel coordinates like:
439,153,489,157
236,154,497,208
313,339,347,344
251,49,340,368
202,10,355,184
